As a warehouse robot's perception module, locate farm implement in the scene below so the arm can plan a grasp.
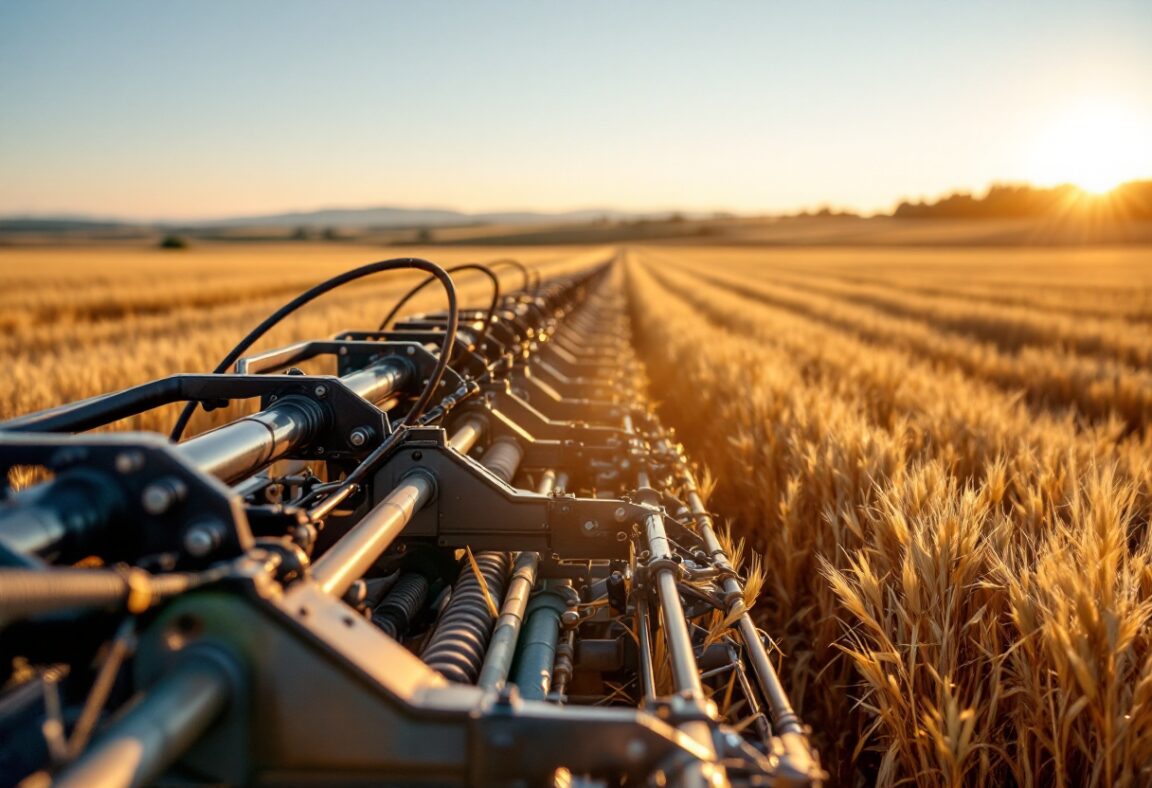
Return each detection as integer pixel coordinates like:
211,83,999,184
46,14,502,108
0,258,822,787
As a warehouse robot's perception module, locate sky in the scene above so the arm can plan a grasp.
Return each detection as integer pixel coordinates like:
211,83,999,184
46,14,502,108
1,1,1151,220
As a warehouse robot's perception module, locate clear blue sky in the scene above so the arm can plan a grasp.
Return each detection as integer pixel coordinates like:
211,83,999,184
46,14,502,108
2,1,1150,219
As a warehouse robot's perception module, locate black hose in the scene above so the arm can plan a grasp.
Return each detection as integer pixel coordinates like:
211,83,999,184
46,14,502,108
169,258,458,441
487,259,531,294
376,263,500,355
372,573,429,639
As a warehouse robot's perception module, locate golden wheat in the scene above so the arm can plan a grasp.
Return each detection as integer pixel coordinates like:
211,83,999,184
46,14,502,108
625,247,1152,786
0,243,609,435
3,242,1150,785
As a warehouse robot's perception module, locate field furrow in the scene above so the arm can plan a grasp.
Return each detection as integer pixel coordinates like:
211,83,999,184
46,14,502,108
646,245,1152,322
625,251,1152,786
644,250,1152,433
706,263,1152,368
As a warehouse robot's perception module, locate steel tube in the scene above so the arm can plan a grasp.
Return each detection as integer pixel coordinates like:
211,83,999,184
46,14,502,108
635,596,657,699
311,474,433,597
448,416,485,454
179,358,408,485
511,591,567,700
644,512,704,697
536,470,557,495
0,505,64,558
339,359,409,404
683,485,804,735
477,551,539,690
178,406,308,484
54,656,231,788
0,568,198,622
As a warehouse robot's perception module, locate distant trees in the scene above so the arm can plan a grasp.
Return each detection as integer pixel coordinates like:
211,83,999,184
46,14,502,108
158,234,188,249
894,181,1152,219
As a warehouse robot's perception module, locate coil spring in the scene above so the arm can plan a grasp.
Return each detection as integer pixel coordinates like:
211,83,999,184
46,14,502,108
479,439,523,485
373,573,429,639
421,551,511,683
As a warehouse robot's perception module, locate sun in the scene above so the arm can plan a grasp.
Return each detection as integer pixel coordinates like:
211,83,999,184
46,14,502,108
1028,100,1152,194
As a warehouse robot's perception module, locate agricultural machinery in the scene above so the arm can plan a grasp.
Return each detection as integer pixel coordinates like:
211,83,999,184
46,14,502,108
0,258,822,786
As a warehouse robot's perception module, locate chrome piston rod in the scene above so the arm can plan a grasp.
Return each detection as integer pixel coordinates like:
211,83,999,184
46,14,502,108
179,357,410,484
310,416,487,598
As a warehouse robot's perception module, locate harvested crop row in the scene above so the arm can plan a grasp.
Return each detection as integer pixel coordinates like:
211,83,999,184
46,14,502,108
684,255,1152,369
635,254,1151,530
648,245,1152,323
625,251,1152,787
644,249,1152,433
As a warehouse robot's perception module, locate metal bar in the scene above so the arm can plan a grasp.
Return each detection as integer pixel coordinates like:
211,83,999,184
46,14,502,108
310,474,433,597
339,359,410,404
177,404,316,485
477,551,539,690
180,358,408,484
683,484,804,736
448,415,486,454
54,655,231,788
536,470,557,495
511,591,567,700
635,596,657,699
0,567,199,622
644,511,704,697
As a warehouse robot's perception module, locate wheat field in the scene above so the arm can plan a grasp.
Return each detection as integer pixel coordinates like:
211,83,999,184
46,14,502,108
626,245,1152,786
0,244,610,435
2,242,1151,785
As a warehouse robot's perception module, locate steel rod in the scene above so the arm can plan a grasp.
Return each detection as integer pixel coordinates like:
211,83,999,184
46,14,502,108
635,596,657,699
683,483,805,735
54,656,231,788
448,415,485,454
477,551,539,690
643,512,704,697
179,358,408,484
310,475,432,597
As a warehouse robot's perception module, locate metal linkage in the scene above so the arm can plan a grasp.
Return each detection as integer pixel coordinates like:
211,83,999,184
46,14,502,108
0,258,824,787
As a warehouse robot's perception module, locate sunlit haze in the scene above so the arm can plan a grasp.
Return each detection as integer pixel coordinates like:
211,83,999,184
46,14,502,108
1,1,1150,220
1026,99,1152,194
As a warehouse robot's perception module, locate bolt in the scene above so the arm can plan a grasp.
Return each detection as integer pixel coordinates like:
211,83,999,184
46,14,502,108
313,384,328,398
406,346,416,355
614,506,628,522
115,451,144,474
141,478,186,515
625,738,647,763
582,520,597,532
349,427,371,447
338,346,348,356
264,482,284,504
183,521,222,557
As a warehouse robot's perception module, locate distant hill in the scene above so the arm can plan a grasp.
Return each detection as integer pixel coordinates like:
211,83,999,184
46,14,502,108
0,206,645,232
202,206,641,229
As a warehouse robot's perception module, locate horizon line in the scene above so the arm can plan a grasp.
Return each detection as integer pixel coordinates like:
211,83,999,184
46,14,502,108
3,177,1149,226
